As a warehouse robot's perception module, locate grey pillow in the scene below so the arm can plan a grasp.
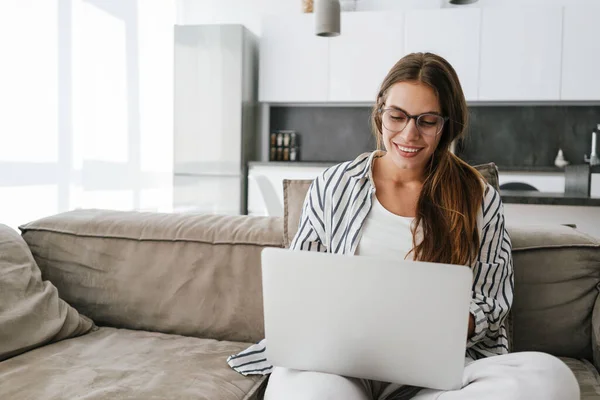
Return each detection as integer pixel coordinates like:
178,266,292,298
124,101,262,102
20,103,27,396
0,223,94,361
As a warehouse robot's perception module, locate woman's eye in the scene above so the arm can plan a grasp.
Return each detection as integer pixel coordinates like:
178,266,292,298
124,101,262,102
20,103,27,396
419,116,439,126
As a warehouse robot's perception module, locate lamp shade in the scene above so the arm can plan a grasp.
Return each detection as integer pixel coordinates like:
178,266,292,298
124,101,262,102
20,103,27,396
449,0,478,4
315,0,341,37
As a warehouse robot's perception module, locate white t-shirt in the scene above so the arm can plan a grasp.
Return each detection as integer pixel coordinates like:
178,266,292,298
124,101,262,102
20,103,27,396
355,194,421,261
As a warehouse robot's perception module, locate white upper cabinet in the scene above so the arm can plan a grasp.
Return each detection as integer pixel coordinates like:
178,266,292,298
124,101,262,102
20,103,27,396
259,6,600,104
259,14,329,103
561,6,600,101
404,9,481,101
479,7,563,101
328,11,405,103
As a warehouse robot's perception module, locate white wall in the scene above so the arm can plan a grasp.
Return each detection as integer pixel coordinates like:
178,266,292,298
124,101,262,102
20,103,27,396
177,0,298,35
176,0,440,35
0,0,175,229
177,0,600,36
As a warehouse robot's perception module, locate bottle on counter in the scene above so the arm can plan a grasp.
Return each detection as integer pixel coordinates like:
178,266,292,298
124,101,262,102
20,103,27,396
584,124,600,166
554,148,569,168
270,130,300,162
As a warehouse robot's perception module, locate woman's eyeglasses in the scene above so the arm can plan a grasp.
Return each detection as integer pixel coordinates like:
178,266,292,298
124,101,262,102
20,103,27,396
379,108,448,137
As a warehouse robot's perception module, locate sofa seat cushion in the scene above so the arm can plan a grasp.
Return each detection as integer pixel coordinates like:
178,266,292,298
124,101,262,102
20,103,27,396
0,327,266,400
560,357,600,399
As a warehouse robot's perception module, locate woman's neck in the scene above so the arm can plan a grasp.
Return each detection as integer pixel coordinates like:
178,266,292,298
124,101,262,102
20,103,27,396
374,153,426,188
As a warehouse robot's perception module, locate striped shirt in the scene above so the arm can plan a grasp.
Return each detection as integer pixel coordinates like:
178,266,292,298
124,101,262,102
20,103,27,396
227,151,514,376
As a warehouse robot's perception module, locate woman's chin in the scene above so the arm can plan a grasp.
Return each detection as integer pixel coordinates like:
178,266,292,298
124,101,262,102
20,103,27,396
389,152,427,171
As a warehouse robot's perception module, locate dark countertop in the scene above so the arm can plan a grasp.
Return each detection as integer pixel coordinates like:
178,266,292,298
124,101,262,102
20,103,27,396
500,190,600,207
494,165,564,173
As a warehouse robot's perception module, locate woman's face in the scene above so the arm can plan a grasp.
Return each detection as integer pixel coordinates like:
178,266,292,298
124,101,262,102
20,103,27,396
380,81,444,174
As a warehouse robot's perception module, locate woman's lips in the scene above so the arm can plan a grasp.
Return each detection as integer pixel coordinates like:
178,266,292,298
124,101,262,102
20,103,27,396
394,143,423,158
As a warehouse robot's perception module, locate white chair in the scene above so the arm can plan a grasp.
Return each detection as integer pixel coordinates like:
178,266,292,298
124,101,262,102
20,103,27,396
253,174,283,217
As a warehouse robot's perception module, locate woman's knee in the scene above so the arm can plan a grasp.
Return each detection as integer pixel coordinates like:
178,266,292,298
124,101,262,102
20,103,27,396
512,352,580,400
264,367,370,400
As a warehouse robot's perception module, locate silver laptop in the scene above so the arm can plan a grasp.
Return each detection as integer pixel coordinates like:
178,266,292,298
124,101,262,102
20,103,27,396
260,247,472,391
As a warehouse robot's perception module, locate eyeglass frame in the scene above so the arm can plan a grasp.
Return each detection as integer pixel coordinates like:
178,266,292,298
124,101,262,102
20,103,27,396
378,107,449,137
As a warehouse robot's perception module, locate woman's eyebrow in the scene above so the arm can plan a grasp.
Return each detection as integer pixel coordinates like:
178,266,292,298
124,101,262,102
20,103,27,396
387,105,442,116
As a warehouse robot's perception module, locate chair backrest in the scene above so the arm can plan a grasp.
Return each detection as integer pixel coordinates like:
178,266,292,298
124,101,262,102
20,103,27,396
500,182,539,191
253,174,283,216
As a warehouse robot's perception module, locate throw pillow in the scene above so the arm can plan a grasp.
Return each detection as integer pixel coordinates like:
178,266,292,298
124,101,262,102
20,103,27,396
0,223,95,361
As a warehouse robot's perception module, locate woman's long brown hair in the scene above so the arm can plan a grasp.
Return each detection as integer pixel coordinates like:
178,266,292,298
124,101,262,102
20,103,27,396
371,52,484,266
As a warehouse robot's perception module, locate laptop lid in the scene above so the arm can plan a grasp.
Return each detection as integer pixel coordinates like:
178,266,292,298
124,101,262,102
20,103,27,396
261,247,472,391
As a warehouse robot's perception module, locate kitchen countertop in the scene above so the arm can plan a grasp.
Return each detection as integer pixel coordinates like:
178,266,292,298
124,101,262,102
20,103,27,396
248,161,600,206
249,161,578,173
249,161,343,168
500,190,600,207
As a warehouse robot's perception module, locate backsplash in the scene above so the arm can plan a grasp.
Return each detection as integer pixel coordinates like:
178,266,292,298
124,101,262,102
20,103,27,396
269,106,376,163
269,105,600,168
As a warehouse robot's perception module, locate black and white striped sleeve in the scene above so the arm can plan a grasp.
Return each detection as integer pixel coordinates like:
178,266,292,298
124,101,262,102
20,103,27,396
467,185,514,354
226,172,333,376
289,171,328,253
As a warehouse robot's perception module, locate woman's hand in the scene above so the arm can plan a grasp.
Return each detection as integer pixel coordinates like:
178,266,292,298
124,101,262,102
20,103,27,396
468,313,475,339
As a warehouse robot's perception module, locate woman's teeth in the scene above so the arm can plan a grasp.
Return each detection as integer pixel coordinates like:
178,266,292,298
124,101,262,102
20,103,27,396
396,144,420,153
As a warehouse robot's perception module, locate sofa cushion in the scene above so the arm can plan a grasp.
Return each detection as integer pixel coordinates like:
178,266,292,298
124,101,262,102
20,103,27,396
0,327,266,400
0,223,94,362
559,357,600,399
20,210,284,344
283,162,499,247
510,225,600,362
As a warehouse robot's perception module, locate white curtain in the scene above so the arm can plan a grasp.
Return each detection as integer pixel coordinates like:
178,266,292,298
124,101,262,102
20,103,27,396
0,0,175,230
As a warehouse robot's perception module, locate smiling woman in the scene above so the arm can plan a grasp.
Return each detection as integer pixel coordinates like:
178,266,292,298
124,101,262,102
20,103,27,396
369,54,483,267
229,52,580,400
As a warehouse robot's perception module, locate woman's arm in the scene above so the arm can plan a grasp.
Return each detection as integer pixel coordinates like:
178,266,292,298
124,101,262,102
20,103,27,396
290,172,328,252
467,185,514,351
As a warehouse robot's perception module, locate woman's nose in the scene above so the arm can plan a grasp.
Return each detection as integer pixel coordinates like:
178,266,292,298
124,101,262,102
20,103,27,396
400,118,421,140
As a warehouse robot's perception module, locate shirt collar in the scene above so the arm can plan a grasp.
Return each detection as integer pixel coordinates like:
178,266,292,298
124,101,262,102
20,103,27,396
348,150,384,184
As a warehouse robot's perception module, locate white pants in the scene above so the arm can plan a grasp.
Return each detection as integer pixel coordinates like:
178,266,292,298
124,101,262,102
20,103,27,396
263,352,580,400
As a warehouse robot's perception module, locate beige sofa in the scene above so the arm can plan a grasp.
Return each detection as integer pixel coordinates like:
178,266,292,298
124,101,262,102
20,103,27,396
1,203,600,399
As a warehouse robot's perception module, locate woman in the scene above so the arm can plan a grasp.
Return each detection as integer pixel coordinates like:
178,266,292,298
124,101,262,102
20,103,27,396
228,53,579,399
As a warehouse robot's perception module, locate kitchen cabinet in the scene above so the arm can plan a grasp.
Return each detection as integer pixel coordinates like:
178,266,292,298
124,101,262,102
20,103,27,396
258,6,600,104
592,174,600,198
248,165,572,216
561,6,600,101
404,8,481,102
248,164,600,238
259,14,329,103
498,172,565,193
504,204,600,239
479,7,563,101
329,11,405,103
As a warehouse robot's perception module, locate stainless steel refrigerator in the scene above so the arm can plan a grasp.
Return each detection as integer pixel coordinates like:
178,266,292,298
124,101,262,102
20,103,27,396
173,24,258,215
